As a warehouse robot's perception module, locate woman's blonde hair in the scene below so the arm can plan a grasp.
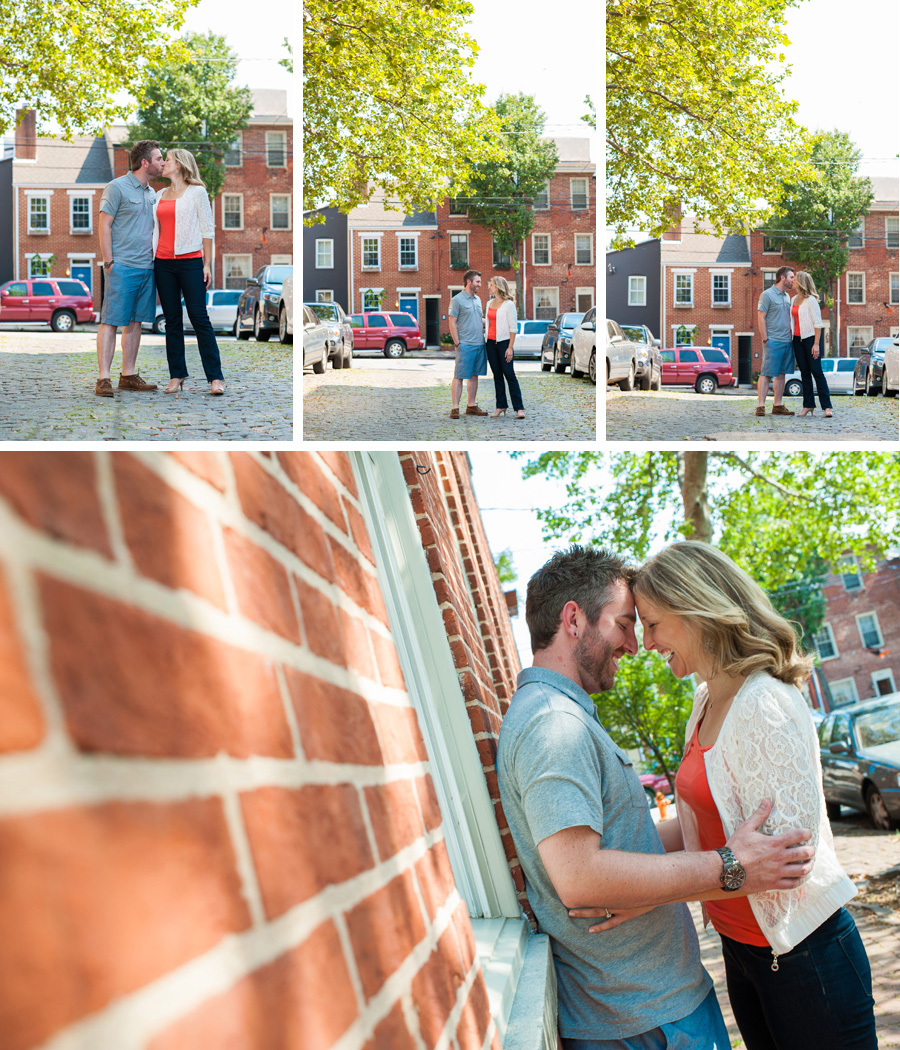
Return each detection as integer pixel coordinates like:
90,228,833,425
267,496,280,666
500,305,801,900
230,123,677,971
166,148,206,188
491,275,513,302
633,541,814,688
795,271,819,301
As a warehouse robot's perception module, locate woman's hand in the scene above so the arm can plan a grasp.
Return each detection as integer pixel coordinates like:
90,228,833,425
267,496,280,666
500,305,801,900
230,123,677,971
568,904,657,933
203,264,211,288
812,344,820,359
505,345,513,363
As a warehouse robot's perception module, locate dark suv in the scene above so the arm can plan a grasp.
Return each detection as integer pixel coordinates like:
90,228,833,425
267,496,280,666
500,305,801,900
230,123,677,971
234,265,293,342
0,277,94,331
347,312,423,357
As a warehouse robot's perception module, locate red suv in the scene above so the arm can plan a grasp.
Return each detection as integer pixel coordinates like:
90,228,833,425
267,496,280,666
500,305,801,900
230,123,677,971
660,346,736,393
347,311,423,357
0,277,95,332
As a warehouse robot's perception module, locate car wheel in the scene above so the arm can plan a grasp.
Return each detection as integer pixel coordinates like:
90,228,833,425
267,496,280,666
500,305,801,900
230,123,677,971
825,800,841,821
384,339,405,358
639,368,651,391
541,350,552,372
865,370,880,396
50,309,76,333
153,314,166,335
695,374,718,394
588,351,596,385
278,306,292,345
650,365,662,391
866,786,897,830
853,374,866,395
253,309,272,342
618,363,635,391
331,343,344,369
342,339,353,368
234,315,250,341
785,378,803,397
312,342,327,374
884,384,898,398
555,349,567,374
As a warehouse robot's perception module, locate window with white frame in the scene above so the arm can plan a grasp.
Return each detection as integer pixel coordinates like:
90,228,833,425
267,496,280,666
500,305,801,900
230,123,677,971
762,235,782,253
28,195,49,232
575,234,593,265
891,273,899,305
533,183,549,210
316,289,333,303
848,221,865,249
225,134,243,167
838,554,863,591
448,197,468,216
856,611,883,650
361,237,381,269
848,326,873,349
829,677,859,707
28,255,52,277
812,623,838,661
450,233,468,268
847,272,865,304
762,271,778,291
628,276,646,306
712,273,731,305
223,194,243,230
887,216,899,250
492,238,511,268
872,668,896,697
270,254,292,265
266,131,287,168
570,178,588,210
533,287,558,320
398,236,417,268
362,288,383,310
70,196,91,232
533,234,550,265
674,273,693,305
316,239,333,269
223,254,252,290
270,194,291,230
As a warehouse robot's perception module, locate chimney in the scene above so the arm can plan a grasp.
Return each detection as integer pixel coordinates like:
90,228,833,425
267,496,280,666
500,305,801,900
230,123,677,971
662,203,682,241
15,109,37,160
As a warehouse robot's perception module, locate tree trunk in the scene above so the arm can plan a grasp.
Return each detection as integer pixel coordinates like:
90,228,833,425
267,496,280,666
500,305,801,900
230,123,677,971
676,452,712,543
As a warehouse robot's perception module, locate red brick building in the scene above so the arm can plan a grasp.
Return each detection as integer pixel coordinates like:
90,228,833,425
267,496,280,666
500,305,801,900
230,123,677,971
0,451,556,1050
810,554,900,709
346,138,596,347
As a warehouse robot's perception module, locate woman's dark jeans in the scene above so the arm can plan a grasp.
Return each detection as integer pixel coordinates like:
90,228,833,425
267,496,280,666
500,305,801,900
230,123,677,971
154,257,224,382
792,334,831,410
721,907,876,1050
486,338,524,411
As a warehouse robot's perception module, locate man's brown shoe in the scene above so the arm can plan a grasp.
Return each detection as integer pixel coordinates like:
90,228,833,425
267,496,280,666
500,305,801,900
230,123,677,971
450,407,460,419
771,404,795,416
755,406,766,416
95,378,114,397
465,404,488,416
118,371,158,391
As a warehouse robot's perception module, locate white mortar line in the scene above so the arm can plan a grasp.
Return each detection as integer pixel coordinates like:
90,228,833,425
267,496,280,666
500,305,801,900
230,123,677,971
218,757,267,928
273,662,304,758
93,451,132,569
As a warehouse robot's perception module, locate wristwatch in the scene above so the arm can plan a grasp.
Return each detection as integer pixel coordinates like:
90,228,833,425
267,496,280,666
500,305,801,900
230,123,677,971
104,260,113,271
715,846,746,891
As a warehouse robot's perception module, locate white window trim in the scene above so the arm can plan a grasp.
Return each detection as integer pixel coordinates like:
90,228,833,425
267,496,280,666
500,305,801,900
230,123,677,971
532,233,551,266
449,233,469,267
847,326,874,350
846,272,866,305
222,193,244,232
856,611,884,650
711,271,732,307
269,193,292,231
397,233,419,270
265,130,287,168
762,236,782,254
68,193,92,234
890,273,899,306
27,193,51,234
534,183,550,211
25,253,53,277
872,668,896,696
886,216,899,251
575,286,594,309
813,622,839,661
838,554,863,591
628,276,647,307
361,236,381,270
532,286,559,317
315,289,334,303
569,178,589,210
848,221,865,250
315,238,333,270
225,132,243,167
830,677,860,706
222,253,253,288
574,233,594,266
673,272,694,307
360,287,384,311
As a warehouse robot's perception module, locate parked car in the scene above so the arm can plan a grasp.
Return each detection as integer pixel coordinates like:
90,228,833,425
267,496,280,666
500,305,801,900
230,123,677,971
852,337,895,396
605,318,639,390
540,313,585,373
145,288,242,335
305,300,353,367
620,323,663,391
660,346,736,393
882,338,899,398
278,276,293,345
233,265,293,342
514,318,553,360
0,277,94,332
347,311,423,357
818,694,900,830
302,305,332,374
570,308,597,384
783,356,859,396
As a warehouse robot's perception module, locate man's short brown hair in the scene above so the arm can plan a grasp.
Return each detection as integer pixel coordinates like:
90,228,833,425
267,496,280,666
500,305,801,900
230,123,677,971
775,265,794,283
525,545,635,653
463,269,481,287
131,140,160,171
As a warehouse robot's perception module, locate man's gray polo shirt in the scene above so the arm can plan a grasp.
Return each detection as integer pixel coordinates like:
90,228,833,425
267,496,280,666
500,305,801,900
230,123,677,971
448,290,485,345
496,666,711,1040
99,171,155,270
757,285,792,343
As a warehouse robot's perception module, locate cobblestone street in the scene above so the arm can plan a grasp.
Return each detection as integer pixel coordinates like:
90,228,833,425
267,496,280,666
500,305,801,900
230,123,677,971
0,331,292,440
606,388,899,442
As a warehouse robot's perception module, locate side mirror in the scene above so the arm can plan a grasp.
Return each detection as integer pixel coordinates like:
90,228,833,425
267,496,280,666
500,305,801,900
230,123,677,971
828,741,851,754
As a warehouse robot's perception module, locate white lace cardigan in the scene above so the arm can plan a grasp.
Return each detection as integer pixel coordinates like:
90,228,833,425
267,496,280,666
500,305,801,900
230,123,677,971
677,670,855,954
152,184,215,258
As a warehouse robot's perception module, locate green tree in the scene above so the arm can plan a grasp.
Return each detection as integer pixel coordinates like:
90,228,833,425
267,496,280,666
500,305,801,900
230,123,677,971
126,32,253,201
767,554,828,648
494,548,517,585
303,0,503,220
606,0,816,244
761,131,874,354
0,0,193,137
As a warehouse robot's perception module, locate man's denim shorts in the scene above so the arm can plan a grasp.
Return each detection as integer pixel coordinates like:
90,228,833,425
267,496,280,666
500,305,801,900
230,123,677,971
761,339,795,377
100,264,157,327
454,341,487,379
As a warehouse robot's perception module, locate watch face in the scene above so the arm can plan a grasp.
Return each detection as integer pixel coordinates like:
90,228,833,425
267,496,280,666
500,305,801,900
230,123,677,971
722,864,746,891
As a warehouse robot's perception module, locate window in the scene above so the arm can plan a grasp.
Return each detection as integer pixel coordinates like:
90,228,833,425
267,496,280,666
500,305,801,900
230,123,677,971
628,276,646,306
848,326,873,349
28,195,49,233
891,274,899,305
223,194,243,230
448,197,467,217
270,195,291,230
847,273,864,304
570,178,588,210
533,183,549,210
270,254,292,265
533,287,558,320
492,238,511,268
361,237,380,269
812,624,838,661
362,288,383,310
223,254,252,290
225,134,243,167
856,612,883,650
575,234,593,265
887,217,899,250
70,196,91,232
829,678,859,707
450,234,468,268
848,221,864,249
872,669,896,697
674,325,696,346
316,290,333,303
762,235,781,253
679,349,700,363
838,554,862,592
674,273,693,305
398,237,417,268
3,282,26,296
266,131,287,167
762,271,778,291
315,239,333,269
28,255,51,277
532,234,550,265
712,273,731,305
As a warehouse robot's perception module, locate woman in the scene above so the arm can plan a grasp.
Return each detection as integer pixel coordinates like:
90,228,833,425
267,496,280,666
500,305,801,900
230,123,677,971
630,542,875,1049
152,149,225,395
484,276,525,418
791,271,831,417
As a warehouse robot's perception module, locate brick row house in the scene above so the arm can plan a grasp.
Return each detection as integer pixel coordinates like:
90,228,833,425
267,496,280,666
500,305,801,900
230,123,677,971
1,90,292,296
0,450,557,1050
307,137,596,347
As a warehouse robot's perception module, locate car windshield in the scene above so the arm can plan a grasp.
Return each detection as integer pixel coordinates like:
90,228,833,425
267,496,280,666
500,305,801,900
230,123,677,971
620,325,649,343
853,703,900,749
871,338,893,354
309,302,339,322
265,266,293,286
560,313,585,330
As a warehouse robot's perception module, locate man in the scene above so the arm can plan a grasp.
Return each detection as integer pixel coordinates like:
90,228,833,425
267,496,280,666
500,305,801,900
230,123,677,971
755,266,796,417
447,269,488,418
496,546,814,1049
95,140,164,397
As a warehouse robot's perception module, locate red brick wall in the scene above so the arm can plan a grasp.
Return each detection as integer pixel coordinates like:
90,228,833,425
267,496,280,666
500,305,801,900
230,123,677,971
16,186,100,287
662,265,755,370
0,451,499,1050
352,227,440,317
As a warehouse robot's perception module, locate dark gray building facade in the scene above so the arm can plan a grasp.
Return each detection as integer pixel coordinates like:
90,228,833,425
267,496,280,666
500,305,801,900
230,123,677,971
303,207,348,310
606,239,661,337
0,153,13,284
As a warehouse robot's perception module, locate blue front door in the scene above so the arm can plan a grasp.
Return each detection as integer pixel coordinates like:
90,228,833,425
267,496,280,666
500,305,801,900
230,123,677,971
399,297,417,319
72,264,92,293
712,334,730,354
